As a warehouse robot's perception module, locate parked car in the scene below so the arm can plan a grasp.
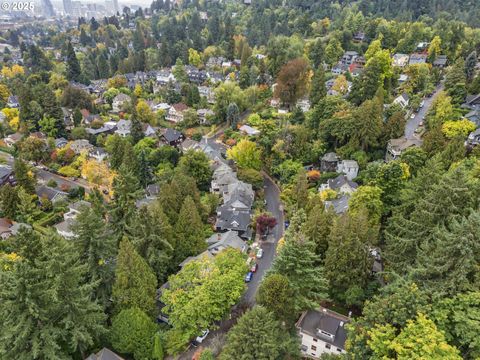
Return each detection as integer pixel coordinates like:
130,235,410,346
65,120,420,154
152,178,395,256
410,113,415,119
420,100,425,108
251,262,258,272
256,248,263,258
245,272,253,282
191,329,210,346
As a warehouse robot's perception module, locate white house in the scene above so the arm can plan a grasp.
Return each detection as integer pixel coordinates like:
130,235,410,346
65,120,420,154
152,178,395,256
115,119,132,137
392,53,409,67
319,175,358,195
112,93,131,112
337,160,359,180
70,139,93,154
393,93,410,109
239,124,260,136
296,308,350,359
166,103,188,123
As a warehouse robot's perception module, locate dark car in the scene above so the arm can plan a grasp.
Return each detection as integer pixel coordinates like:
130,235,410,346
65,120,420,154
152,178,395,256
245,272,253,282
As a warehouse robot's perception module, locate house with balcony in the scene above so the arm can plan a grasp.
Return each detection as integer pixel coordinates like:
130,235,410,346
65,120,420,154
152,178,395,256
165,103,188,123
386,137,422,161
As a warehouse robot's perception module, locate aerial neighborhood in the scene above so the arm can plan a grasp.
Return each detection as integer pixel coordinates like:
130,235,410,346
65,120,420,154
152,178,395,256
1,1,480,359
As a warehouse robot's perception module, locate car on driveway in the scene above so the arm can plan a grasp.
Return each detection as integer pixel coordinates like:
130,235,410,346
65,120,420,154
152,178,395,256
256,248,263,259
192,329,209,347
245,272,253,282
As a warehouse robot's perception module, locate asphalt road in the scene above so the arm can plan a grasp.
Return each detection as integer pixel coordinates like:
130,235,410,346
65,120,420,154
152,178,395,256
3,153,91,192
404,83,444,140
243,173,284,303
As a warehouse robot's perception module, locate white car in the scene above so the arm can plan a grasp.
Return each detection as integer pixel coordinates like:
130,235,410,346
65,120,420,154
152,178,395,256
195,329,209,344
410,113,415,119
256,248,263,259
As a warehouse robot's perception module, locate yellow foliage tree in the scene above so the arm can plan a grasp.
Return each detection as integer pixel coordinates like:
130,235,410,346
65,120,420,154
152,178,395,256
81,159,114,187
442,119,476,139
319,189,337,201
0,84,10,102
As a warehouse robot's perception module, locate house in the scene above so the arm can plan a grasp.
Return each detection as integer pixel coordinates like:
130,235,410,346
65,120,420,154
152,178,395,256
463,94,480,110
337,160,359,180
331,63,349,75
409,53,427,65
416,42,429,51
70,139,94,154
353,32,365,42
398,74,409,84
324,194,350,214
153,102,171,112
156,70,175,85
161,128,184,147
114,119,132,138
223,181,254,209
386,137,422,161
341,51,358,66
180,138,200,152
466,128,480,147
64,200,91,220
0,218,12,239
85,348,125,360
320,152,340,173
36,185,68,204
211,165,237,194
4,132,22,147
215,207,252,238
393,93,410,109
86,123,117,136
55,219,76,238
197,108,215,124
61,107,74,129
112,93,131,112
319,175,358,195
392,53,409,67
297,98,311,112
433,55,448,68
206,230,246,255
0,164,15,186
10,222,31,235
166,103,188,123
466,109,480,127
146,183,160,198
142,123,157,137
88,147,108,162
7,95,19,108
54,137,68,148
239,124,260,136
296,307,351,358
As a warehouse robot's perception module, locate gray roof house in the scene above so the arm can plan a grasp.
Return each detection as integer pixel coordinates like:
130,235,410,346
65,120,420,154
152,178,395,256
70,139,94,154
466,109,480,127
223,181,254,209
112,93,131,112
215,206,251,237
114,119,132,138
336,160,359,181
207,230,246,255
320,152,340,172
325,194,350,214
0,164,15,186
85,348,125,360
36,185,68,204
319,175,358,195
296,307,350,358
54,219,76,239
211,167,237,194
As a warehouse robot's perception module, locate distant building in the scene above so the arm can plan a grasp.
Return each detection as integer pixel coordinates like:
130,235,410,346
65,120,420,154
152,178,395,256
320,152,340,173
112,93,131,112
433,55,448,68
393,93,410,109
409,53,427,65
386,137,422,161
166,103,188,123
297,307,351,358
319,175,358,195
337,160,359,180
392,53,409,67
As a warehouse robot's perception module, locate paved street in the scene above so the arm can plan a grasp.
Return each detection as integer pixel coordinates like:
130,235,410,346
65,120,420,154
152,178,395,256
404,83,444,140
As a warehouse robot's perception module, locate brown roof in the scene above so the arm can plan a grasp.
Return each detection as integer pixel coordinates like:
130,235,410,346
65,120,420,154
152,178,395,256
172,103,188,112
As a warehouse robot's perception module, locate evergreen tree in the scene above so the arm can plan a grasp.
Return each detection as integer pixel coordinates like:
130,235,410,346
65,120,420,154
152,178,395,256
66,42,81,82
112,238,158,316
14,158,35,193
465,50,477,82
16,187,39,224
72,206,117,307
310,67,327,106
220,306,297,360
130,116,144,144
291,168,309,210
271,215,328,312
0,185,19,219
177,149,212,192
226,102,240,129
324,211,376,305
411,209,480,297
173,196,206,265
257,274,295,323
0,230,106,359
352,93,384,151
110,307,157,360
128,205,174,282
303,203,335,260
137,149,151,188
445,58,467,104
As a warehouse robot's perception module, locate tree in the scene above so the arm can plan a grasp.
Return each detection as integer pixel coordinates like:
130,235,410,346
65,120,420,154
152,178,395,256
324,211,376,305
237,168,263,190
0,230,106,359
257,274,295,322
291,168,309,210
367,314,461,359
271,220,328,312
465,50,477,82
162,249,247,352
226,102,240,129
128,205,174,283
332,74,348,95
445,58,467,105
188,48,202,67
172,196,206,265
173,58,188,83
220,306,296,360
442,119,476,139
136,100,155,124
352,94,384,151
16,187,39,223
112,238,158,316
431,292,480,359
214,81,245,122
66,42,81,82
427,35,442,62
275,58,309,109
324,37,343,67
303,203,334,260
227,139,262,170
110,307,158,360
0,185,18,219
72,206,116,306
349,185,383,225
256,213,277,235
178,150,212,191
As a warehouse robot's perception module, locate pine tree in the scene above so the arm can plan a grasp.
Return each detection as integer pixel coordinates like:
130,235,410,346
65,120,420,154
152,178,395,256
257,274,295,323
66,42,81,82
0,230,106,359
291,168,309,210
353,92,384,151
0,185,19,219
310,67,327,106
173,196,206,265
271,222,328,312
303,203,335,260
137,149,151,188
112,238,158,316
72,206,117,307
128,205,174,282
13,158,35,193
445,58,467,104
411,209,480,297
324,211,376,305
220,307,296,360
16,187,39,224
